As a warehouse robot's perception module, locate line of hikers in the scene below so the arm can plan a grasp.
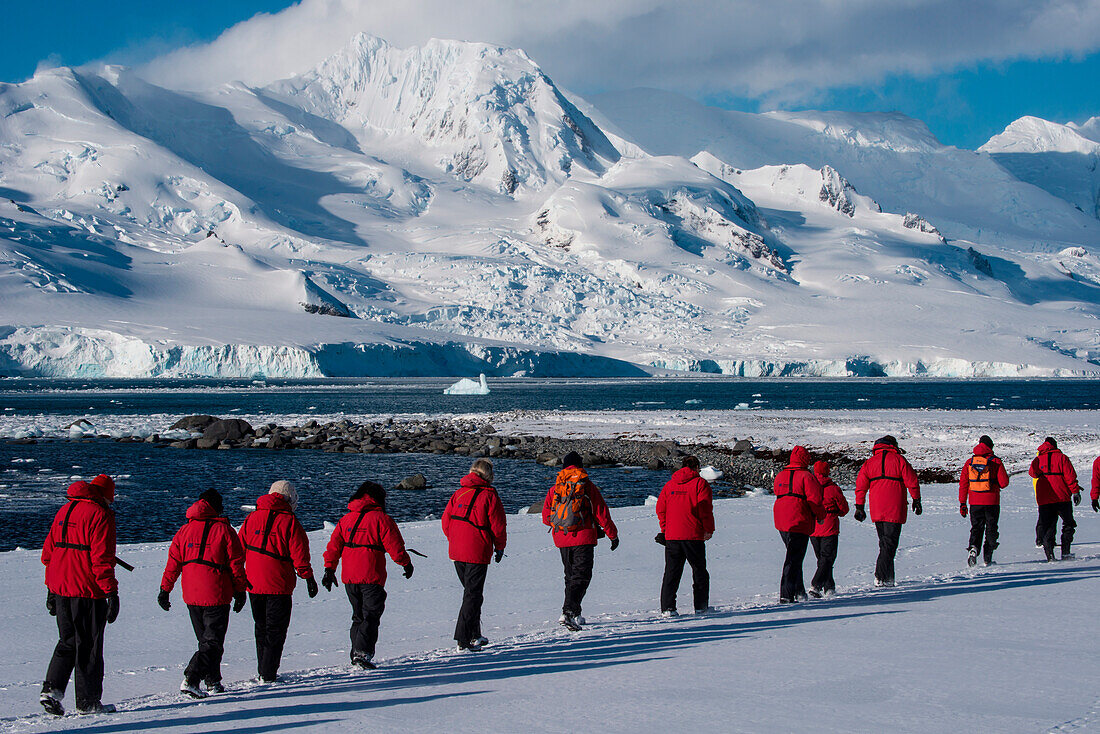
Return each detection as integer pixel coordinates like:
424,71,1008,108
37,439,1098,715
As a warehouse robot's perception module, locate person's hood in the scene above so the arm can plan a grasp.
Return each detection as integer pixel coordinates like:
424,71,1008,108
347,495,382,513
1038,440,1058,455
671,466,700,484
257,493,293,513
812,460,831,478
460,472,492,489
89,474,115,504
555,465,589,484
787,445,812,468
66,480,99,502
186,498,225,521
972,443,994,458
872,441,900,455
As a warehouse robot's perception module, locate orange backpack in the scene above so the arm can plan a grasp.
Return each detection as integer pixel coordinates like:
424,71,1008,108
549,475,589,533
967,455,995,492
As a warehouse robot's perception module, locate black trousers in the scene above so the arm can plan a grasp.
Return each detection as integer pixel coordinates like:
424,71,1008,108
968,505,1000,559
560,545,595,616
1038,502,1076,554
250,593,293,680
810,535,839,593
45,596,107,706
345,583,386,660
875,522,903,584
779,531,809,600
185,604,230,685
660,540,709,612
453,561,488,643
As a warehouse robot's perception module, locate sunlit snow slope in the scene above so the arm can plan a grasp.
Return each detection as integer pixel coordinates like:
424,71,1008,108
0,36,1097,377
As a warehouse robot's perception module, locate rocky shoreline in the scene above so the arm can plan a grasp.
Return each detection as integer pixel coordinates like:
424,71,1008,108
9,415,956,491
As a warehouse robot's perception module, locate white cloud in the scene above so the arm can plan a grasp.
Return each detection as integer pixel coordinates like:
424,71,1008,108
139,0,1100,101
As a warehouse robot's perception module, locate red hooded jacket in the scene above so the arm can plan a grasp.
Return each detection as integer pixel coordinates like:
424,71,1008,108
855,442,921,524
542,466,618,548
442,473,508,564
958,443,1009,506
324,496,410,585
1091,455,1100,502
1029,442,1082,505
161,499,247,606
238,493,314,595
41,481,117,598
811,462,850,538
656,467,715,541
773,446,827,535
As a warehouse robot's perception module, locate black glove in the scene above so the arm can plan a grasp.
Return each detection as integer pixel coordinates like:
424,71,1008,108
1073,492,1081,506
106,592,120,624
157,589,171,612
233,591,247,613
1092,498,1099,513
912,498,922,516
654,532,666,546
853,505,866,522
494,549,505,563
322,567,338,591
403,563,414,579
306,576,319,598
610,537,619,551
46,591,57,616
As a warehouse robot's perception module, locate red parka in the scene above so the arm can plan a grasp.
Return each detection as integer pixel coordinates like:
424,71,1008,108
442,473,508,564
41,481,117,598
773,447,827,535
324,496,410,585
855,442,921,524
161,499,247,607
958,443,1010,507
1029,442,1082,505
656,467,715,541
1091,455,1100,502
542,466,618,548
238,493,314,595
812,462,849,538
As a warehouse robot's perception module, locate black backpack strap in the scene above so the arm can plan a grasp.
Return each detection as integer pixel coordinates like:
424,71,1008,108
450,486,494,538
868,452,903,482
343,510,386,551
775,468,808,501
244,510,292,562
182,519,230,572
54,500,93,551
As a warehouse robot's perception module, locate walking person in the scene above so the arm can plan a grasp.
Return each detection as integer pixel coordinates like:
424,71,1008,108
959,435,1009,566
158,489,248,698
543,452,619,630
1029,437,1083,561
853,435,921,587
322,481,412,669
656,455,714,616
238,480,318,683
773,446,826,603
442,459,507,650
1089,452,1099,514
810,460,849,597
39,475,120,716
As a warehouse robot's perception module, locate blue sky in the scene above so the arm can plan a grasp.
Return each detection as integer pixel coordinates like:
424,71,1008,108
4,0,1099,150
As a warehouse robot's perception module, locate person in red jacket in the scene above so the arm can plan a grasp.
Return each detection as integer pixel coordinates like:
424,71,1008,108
238,480,318,683
959,435,1010,567
442,459,507,650
158,489,247,698
656,455,714,615
39,474,120,716
1029,437,1083,561
773,446,826,603
1091,454,1100,513
323,481,412,669
854,435,921,587
543,452,619,630
810,460,849,597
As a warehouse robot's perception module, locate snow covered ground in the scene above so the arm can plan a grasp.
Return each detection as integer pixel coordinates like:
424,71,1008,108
1,468,1098,732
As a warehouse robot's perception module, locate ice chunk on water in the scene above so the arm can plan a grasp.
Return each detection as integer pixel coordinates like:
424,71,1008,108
241,504,257,512
644,495,659,506
734,402,751,410
444,374,490,395
700,466,723,481
323,521,337,532
685,399,702,405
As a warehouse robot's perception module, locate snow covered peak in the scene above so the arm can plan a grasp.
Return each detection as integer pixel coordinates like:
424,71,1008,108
980,116,1100,155
265,33,620,194
765,110,942,153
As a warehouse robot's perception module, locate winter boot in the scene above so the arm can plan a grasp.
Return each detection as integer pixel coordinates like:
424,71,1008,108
660,609,679,618
1044,546,1056,562
180,679,207,699
39,684,64,717
967,548,978,567
204,680,226,694
808,588,823,599
351,654,376,670
559,614,582,632
983,547,994,565
1061,550,1076,561
76,701,115,715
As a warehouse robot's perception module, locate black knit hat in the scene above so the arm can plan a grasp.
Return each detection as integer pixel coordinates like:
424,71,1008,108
978,435,993,448
562,451,583,468
353,481,386,511
199,488,223,515
1044,436,1057,449
878,435,898,448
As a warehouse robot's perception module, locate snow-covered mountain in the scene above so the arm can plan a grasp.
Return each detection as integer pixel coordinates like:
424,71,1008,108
0,35,1097,378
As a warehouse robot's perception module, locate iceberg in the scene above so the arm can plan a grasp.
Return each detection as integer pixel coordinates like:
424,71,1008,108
444,373,490,395
700,466,724,481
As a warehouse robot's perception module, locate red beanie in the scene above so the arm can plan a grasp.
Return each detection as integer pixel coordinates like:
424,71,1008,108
812,460,831,478
90,474,115,504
